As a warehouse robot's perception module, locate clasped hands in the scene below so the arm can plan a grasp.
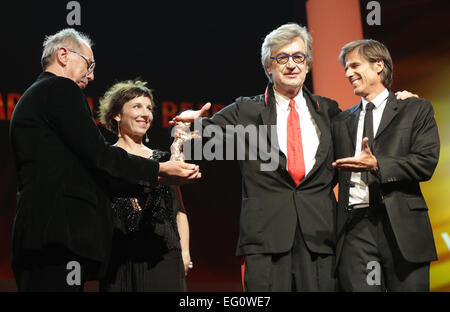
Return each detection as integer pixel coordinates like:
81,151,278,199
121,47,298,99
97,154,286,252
158,103,212,185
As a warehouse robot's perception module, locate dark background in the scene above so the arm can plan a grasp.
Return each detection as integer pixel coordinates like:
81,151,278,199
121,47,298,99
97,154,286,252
0,0,449,291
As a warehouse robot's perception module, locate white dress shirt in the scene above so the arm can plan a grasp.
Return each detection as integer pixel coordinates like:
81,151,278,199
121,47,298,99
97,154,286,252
348,88,389,206
274,88,321,177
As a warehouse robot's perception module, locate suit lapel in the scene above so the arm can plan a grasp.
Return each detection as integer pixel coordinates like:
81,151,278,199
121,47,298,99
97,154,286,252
298,89,329,186
344,102,362,151
375,92,399,140
259,96,276,127
259,85,287,171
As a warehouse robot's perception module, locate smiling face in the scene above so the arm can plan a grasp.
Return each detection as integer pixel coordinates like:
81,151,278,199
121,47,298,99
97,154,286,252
114,96,153,138
266,36,309,98
344,49,385,102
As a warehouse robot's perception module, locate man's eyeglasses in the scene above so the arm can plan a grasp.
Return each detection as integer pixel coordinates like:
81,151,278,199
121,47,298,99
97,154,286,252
68,49,96,73
270,52,307,65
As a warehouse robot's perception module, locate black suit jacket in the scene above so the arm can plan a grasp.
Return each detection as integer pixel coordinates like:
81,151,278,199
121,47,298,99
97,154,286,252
197,85,341,256
332,92,440,264
9,72,160,272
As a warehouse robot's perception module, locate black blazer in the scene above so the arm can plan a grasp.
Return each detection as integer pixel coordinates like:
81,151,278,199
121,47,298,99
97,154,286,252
9,72,160,270
332,92,440,264
197,85,341,256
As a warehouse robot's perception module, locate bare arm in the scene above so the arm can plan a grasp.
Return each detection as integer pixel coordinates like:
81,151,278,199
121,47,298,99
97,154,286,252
175,186,191,275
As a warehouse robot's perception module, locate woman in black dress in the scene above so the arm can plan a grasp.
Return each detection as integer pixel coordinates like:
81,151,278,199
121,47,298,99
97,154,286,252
98,79,191,291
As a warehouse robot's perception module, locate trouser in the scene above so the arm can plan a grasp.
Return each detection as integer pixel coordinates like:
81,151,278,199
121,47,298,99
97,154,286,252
12,244,100,292
338,205,430,292
242,223,336,292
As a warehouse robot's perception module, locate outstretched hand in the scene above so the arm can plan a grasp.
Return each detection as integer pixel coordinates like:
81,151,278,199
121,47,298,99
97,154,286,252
332,137,378,172
169,102,211,126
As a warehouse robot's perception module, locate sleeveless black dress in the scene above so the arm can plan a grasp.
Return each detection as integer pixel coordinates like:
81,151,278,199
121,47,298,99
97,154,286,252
99,150,186,291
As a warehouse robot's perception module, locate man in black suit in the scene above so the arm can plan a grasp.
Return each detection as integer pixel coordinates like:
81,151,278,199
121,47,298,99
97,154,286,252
332,40,440,291
9,28,201,291
172,23,341,291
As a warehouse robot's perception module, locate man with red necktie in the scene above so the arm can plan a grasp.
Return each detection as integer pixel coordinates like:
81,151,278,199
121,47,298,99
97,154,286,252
172,24,415,292
174,23,340,291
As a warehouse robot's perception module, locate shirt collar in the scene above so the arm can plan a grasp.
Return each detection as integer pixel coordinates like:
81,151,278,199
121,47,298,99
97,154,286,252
362,88,389,110
274,88,304,110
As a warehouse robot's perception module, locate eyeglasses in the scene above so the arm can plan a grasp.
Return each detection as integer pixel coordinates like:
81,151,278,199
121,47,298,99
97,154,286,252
270,52,307,65
68,49,96,72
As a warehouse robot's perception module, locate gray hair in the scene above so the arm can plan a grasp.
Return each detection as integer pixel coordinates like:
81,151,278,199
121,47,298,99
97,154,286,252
338,39,393,89
261,23,313,82
41,28,93,70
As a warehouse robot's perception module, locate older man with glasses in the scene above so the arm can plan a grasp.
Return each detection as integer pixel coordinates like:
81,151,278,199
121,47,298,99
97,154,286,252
172,23,340,292
9,28,201,291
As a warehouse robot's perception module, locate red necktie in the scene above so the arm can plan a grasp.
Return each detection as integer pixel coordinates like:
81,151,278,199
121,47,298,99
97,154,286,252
287,99,305,185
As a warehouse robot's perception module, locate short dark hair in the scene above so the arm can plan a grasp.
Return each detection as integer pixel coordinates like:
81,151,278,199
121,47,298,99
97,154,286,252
339,39,393,89
99,79,155,135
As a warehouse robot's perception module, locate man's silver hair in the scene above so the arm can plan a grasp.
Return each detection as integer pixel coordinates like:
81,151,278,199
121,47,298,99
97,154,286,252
41,28,93,70
261,23,313,82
